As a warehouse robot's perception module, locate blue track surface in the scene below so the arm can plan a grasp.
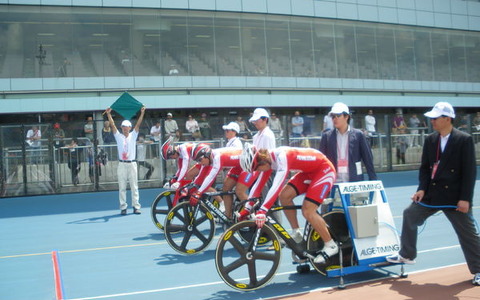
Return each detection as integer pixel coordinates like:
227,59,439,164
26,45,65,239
1,169,479,300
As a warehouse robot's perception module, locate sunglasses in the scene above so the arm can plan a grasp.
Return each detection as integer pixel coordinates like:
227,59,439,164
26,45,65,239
330,113,344,119
431,115,446,121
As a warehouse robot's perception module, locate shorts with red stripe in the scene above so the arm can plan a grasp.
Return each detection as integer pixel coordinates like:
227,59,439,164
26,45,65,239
226,167,259,188
288,165,336,205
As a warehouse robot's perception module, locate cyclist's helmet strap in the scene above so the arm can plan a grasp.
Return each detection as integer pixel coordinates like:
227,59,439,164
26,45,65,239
161,138,175,160
191,143,211,161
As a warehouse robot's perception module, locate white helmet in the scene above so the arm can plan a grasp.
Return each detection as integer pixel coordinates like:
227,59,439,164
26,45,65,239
240,143,258,173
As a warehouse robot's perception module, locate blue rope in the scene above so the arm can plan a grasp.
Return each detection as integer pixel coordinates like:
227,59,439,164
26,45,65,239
415,201,480,233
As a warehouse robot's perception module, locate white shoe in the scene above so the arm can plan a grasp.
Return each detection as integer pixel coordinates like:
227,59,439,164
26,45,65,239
313,242,338,264
291,228,303,243
473,273,480,286
386,253,416,265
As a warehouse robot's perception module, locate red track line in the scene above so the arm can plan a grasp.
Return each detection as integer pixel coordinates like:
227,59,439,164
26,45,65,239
52,250,65,300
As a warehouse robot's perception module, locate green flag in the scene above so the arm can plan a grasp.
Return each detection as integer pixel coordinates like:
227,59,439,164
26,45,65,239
110,92,143,120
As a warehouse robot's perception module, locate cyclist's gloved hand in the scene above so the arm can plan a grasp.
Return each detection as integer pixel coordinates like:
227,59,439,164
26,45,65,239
255,209,267,228
163,182,170,189
169,176,178,186
235,207,252,221
189,192,202,206
181,183,198,196
170,182,180,190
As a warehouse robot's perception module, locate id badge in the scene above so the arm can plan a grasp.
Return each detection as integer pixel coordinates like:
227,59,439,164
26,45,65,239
338,159,348,174
431,162,439,179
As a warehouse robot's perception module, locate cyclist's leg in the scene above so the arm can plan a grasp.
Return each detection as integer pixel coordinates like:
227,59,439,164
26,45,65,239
302,200,332,242
222,177,236,218
279,185,300,229
283,173,309,230
185,164,201,181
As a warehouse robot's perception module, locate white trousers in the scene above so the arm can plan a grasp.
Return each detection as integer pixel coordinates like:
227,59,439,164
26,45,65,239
117,162,140,210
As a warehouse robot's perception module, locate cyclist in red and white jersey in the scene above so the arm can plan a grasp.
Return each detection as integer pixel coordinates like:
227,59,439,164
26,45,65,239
189,144,258,218
161,138,200,190
240,143,338,264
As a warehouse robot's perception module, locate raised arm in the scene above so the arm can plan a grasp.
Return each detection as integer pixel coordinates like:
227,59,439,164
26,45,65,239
105,108,118,134
134,106,146,133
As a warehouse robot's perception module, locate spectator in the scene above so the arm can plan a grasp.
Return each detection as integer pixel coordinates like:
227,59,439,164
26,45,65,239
105,106,146,215
291,110,304,137
269,112,283,139
473,112,480,143
235,116,250,138
364,109,376,147
459,115,469,132
223,122,243,148
25,125,42,164
102,120,115,144
392,110,406,134
198,112,212,140
149,120,162,157
319,102,377,183
66,138,81,186
408,114,421,147
168,65,179,75
137,133,155,180
164,112,180,142
84,116,94,142
395,128,408,164
323,111,334,132
52,122,65,148
185,114,201,141
387,102,480,287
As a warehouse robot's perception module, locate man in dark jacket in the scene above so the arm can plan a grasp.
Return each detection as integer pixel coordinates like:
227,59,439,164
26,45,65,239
387,102,480,286
319,102,377,182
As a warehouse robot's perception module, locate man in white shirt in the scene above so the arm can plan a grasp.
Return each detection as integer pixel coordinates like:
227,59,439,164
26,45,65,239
250,108,276,150
365,109,376,147
150,120,161,157
106,106,146,215
26,125,42,164
164,112,179,142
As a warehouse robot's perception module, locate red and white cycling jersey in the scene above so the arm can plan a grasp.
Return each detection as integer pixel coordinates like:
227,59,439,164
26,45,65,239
174,143,196,182
249,146,336,212
194,147,243,194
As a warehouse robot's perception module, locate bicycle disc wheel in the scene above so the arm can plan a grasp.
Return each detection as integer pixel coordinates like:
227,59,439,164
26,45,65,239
164,201,216,255
150,190,176,231
306,211,353,275
215,220,281,291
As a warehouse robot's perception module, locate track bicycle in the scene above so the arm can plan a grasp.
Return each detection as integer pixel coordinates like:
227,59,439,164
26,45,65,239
150,178,193,231
163,192,269,255
214,203,353,291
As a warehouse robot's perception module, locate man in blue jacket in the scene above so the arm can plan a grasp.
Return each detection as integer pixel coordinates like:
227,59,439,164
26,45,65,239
319,102,377,183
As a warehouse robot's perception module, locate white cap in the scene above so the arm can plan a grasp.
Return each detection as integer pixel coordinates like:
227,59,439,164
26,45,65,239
329,102,350,115
121,120,132,127
249,108,270,122
167,112,173,117
424,102,455,119
222,122,240,133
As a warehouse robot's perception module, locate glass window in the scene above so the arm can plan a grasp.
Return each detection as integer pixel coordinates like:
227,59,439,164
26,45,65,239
356,24,378,79
395,28,416,80
290,19,315,77
186,12,215,76
312,20,336,78
448,33,467,82
214,14,242,76
465,32,480,82
413,30,433,81
265,15,291,77
240,15,267,76
335,23,358,79
376,26,398,80
431,31,451,81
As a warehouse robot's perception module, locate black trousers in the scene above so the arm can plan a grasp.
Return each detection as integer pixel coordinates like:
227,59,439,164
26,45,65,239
399,202,480,274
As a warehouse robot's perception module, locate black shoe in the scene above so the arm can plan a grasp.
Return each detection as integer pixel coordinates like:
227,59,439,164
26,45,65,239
120,209,127,215
133,208,141,215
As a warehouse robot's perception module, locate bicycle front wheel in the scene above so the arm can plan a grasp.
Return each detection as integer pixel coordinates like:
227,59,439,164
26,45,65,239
215,221,281,291
150,189,176,231
164,201,216,255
